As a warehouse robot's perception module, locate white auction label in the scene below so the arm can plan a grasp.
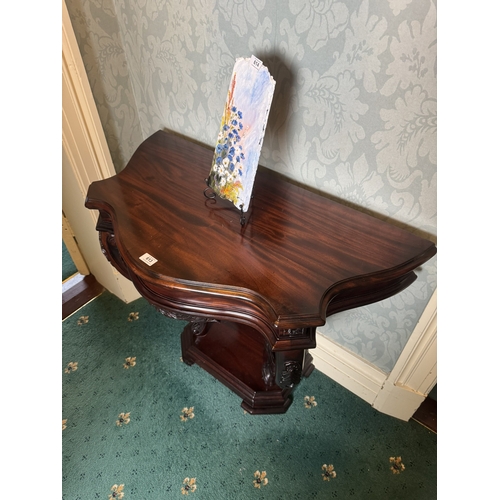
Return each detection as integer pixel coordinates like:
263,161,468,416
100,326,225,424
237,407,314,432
139,253,158,266
250,55,263,71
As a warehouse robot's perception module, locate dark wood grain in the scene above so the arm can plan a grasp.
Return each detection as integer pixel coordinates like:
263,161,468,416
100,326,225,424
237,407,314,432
62,273,103,320
412,396,437,433
85,129,436,413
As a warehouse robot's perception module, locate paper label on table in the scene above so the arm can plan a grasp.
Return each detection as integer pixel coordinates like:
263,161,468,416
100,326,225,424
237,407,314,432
139,253,158,266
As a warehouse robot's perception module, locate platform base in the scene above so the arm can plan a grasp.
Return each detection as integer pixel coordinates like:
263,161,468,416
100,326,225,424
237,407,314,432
181,321,314,414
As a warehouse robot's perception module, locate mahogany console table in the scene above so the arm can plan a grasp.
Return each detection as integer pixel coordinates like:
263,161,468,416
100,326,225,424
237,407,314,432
85,130,436,414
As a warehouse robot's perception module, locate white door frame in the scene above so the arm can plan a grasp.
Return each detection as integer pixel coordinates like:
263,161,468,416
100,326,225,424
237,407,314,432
62,0,140,304
312,289,437,421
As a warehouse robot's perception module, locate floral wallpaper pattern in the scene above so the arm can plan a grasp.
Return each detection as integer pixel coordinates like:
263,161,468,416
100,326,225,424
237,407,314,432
65,0,437,373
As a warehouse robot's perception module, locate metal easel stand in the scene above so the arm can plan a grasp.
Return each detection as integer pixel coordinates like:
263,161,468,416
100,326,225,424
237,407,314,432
204,178,248,226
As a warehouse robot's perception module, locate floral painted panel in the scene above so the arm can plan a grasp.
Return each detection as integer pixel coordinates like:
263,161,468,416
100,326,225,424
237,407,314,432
207,56,275,212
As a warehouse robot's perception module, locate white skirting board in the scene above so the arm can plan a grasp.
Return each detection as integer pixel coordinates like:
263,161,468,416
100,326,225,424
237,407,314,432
311,289,437,421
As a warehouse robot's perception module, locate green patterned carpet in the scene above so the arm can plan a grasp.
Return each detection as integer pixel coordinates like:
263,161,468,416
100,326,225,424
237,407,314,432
62,292,436,499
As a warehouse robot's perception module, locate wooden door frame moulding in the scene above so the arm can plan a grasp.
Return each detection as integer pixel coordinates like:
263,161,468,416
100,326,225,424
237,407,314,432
62,0,115,184
62,0,140,304
62,211,89,277
372,289,437,420
312,289,437,421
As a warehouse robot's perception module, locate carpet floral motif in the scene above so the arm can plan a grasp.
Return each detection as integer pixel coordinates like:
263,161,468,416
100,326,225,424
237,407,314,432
109,483,124,499
123,356,136,369
322,464,337,481
127,312,139,321
180,407,195,422
77,315,88,325
389,456,405,474
64,361,78,374
181,477,197,495
253,470,268,488
116,412,131,427
304,395,317,408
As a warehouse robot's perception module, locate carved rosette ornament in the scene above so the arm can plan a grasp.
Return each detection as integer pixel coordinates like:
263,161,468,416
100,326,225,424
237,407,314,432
190,321,208,338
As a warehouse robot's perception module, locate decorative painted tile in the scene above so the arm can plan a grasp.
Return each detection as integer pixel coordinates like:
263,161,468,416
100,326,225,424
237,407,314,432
207,55,275,213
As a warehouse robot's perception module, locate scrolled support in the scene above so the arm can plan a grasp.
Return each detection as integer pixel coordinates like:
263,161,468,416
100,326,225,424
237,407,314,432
275,350,305,389
262,343,276,388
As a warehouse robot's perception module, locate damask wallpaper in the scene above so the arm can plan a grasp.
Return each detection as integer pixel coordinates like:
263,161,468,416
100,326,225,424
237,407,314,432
65,0,437,374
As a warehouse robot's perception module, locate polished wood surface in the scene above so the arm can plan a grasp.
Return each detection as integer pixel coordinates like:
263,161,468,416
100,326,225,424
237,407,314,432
62,273,103,321
85,129,436,413
412,396,437,433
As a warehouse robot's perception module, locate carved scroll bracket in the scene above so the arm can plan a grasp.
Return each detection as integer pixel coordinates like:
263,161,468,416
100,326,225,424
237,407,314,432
279,361,302,389
262,343,276,388
274,350,305,390
155,306,219,344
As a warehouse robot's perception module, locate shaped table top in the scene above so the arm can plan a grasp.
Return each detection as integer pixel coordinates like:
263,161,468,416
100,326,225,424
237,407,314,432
86,130,436,333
